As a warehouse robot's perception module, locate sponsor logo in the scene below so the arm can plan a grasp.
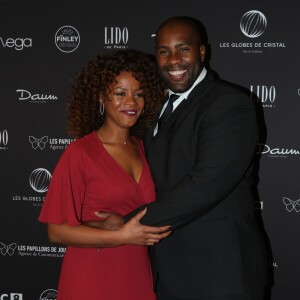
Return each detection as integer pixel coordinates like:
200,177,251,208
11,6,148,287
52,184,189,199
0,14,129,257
273,262,279,268
240,10,267,38
104,26,129,49
0,293,23,300
29,135,75,151
0,130,8,150
0,242,65,258
40,289,57,300
283,197,300,213
16,89,58,103
55,25,80,53
0,242,17,256
29,136,48,150
29,168,52,193
298,89,300,96
219,10,286,54
12,168,53,207
256,144,300,158
250,85,276,108
0,36,32,51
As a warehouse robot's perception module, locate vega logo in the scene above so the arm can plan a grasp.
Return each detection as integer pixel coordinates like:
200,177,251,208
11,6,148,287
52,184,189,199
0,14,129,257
0,37,32,50
240,10,267,38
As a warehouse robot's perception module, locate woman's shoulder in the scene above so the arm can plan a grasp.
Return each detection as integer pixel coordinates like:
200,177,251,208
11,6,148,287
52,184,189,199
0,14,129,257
64,131,100,160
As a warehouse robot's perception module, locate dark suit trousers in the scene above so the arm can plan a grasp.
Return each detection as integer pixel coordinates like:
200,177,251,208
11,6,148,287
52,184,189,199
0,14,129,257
156,284,265,300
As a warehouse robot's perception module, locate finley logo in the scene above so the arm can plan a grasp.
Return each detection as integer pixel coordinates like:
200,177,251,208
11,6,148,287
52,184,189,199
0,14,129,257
39,289,57,300
0,242,17,256
29,168,52,193
29,136,49,150
283,197,300,213
55,25,80,53
240,10,267,38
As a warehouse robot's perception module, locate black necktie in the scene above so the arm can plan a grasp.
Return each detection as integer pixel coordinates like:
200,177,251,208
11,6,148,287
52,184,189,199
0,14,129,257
158,94,180,130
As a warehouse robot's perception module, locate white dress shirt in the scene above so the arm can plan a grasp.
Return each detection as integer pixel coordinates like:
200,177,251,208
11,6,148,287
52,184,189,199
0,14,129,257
154,67,207,136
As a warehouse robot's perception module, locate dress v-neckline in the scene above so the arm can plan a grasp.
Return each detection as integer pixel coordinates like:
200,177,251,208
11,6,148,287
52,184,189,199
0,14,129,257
94,131,144,185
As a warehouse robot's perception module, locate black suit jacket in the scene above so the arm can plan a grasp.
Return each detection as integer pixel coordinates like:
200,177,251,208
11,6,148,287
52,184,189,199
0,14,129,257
127,71,269,298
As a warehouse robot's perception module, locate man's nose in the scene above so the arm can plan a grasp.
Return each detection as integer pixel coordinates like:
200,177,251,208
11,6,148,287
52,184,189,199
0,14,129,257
168,51,182,64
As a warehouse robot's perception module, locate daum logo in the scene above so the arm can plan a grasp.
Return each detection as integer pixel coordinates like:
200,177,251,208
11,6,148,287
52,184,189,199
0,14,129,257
29,136,48,150
104,27,128,49
283,197,300,213
257,144,300,157
39,289,57,300
0,37,32,50
16,89,58,103
240,10,267,38
55,25,80,53
29,168,52,193
0,242,17,256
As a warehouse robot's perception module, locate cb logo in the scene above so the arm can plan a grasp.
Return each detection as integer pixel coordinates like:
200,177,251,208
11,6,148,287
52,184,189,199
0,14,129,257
0,294,23,300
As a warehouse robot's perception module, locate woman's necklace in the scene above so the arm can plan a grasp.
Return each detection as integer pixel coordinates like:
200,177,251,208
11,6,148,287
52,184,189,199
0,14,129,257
96,130,131,145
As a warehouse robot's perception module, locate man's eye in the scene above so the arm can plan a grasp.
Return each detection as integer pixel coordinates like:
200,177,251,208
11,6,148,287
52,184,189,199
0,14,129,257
158,49,168,55
180,47,189,52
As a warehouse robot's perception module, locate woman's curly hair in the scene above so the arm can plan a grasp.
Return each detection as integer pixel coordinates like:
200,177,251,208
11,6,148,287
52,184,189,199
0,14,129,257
66,49,166,138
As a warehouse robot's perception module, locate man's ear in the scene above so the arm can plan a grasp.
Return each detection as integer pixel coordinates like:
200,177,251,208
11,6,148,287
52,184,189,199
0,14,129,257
200,45,206,62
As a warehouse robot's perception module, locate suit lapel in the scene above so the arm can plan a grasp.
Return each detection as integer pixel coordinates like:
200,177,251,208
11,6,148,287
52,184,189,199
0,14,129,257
151,71,216,140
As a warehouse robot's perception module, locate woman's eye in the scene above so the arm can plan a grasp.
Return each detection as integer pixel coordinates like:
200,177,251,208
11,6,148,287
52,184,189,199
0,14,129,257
114,92,126,96
135,93,144,98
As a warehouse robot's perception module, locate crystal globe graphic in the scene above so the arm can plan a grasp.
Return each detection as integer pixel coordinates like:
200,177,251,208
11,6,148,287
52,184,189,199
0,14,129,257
240,10,267,38
29,168,52,193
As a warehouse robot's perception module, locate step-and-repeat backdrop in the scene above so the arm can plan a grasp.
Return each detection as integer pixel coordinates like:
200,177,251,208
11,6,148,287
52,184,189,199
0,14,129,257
1,0,299,299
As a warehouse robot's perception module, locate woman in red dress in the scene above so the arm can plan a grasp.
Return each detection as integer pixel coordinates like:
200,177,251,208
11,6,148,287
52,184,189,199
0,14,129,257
38,50,169,300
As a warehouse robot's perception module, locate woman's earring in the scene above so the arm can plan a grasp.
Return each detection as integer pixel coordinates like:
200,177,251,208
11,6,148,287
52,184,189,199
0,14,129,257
99,103,105,116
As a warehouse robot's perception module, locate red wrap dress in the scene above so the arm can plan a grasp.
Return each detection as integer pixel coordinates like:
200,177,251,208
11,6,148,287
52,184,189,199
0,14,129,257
39,131,156,300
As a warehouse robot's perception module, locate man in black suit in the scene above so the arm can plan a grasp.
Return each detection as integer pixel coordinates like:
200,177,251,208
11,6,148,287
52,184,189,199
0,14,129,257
90,16,270,300
133,16,269,299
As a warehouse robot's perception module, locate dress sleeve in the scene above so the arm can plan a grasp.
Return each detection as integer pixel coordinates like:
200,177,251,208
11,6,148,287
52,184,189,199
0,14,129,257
38,143,86,226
